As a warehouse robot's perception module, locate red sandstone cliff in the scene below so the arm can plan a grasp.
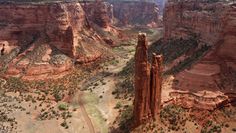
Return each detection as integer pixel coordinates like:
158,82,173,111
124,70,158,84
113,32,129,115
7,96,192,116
164,0,225,45
81,1,160,27
109,1,159,27
81,1,112,29
0,2,105,80
134,33,163,126
164,0,236,93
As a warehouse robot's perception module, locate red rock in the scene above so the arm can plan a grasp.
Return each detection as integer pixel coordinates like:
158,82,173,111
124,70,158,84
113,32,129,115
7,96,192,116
111,1,159,26
133,33,151,126
164,0,225,45
150,54,163,118
81,0,112,28
133,33,163,126
0,2,105,80
164,1,236,92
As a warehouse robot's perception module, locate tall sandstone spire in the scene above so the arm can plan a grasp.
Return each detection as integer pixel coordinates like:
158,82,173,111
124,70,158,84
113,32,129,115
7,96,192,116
150,53,163,118
133,33,151,126
133,33,163,126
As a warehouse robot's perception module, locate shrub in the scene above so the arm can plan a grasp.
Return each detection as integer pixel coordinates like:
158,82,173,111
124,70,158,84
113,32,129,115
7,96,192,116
119,105,133,130
58,104,68,111
6,77,27,91
60,121,69,129
52,85,64,102
160,104,186,128
114,102,122,109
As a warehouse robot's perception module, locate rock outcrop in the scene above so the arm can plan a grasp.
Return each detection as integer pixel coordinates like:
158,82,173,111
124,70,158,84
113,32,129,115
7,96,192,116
164,0,236,96
134,33,163,126
0,2,105,80
169,91,230,110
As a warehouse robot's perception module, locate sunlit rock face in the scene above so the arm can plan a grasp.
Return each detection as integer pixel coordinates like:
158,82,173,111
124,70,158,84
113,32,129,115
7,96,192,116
133,33,163,126
164,0,236,92
0,2,103,80
164,0,226,45
133,33,151,126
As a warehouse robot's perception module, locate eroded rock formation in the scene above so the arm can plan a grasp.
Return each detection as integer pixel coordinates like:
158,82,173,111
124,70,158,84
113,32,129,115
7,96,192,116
81,0,112,28
134,33,163,126
110,1,159,26
0,2,104,80
134,33,151,126
150,54,163,117
164,0,236,92
81,1,160,27
164,0,225,45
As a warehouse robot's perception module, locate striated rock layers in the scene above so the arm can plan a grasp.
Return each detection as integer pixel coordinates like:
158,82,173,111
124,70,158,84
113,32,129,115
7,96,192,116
150,54,163,117
81,1,160,27
164,1,236,94
80,0,112,29
133,33,163,126
110,1,159,26
0,2,104,80
164,0,225,45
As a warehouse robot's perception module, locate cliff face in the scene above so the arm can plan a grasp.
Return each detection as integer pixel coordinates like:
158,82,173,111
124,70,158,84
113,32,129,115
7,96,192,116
110,1,159,26
164,0,236,92
81,1,160,27
81,1,112,29
134,33,162,126
0,2,104,80
164,0,225,45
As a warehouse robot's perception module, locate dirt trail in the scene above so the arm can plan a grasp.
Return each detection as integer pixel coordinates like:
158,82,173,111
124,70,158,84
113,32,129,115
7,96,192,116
73,91,95,133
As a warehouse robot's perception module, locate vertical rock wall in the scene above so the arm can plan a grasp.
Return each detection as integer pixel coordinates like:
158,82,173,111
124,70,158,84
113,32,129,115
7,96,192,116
80,0,112,28
109,1,159,26
164,0,225,45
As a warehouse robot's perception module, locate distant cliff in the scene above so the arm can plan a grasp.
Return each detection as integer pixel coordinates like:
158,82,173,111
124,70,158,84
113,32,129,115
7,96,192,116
164,0,236,92
109,1,159,26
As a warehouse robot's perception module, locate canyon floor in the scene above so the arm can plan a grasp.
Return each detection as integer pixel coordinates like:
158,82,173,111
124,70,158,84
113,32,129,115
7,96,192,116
0,26,235,133
0,27,161,133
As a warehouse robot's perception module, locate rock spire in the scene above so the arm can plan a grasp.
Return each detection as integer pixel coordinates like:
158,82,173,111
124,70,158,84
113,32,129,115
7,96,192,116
133,33,163,126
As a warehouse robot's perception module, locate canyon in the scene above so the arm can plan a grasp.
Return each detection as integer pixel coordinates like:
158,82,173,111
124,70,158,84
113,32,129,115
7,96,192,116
163,0,236,107
0,2,105,80
0,0,160,80
131,0,236,132
81,1,160,28
110,1,159,26
0,0,235,133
